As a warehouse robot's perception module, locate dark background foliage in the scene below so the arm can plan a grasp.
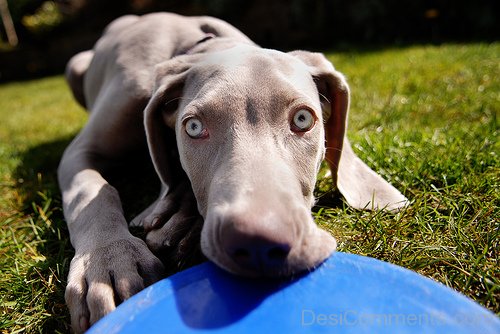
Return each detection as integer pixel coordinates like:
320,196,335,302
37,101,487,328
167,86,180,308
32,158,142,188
0,0,498,82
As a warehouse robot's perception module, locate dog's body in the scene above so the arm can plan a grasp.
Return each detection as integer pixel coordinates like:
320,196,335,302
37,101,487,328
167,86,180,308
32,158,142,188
60,13,408,332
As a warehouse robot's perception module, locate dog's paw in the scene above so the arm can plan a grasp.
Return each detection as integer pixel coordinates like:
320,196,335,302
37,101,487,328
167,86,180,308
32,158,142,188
139,181,205,272
141,181,194,232
65,237,164,333
145,205,205,273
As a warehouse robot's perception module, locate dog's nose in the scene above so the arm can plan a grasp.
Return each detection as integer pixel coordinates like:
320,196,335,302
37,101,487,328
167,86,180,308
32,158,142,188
220,211,295,275
225,234,291,272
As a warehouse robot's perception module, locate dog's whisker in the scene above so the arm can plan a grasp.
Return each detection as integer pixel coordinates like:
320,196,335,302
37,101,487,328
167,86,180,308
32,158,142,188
319,92,331,104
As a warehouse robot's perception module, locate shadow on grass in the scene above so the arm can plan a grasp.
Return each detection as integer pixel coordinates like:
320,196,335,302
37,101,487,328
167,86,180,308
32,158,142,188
12,135,165,332
14,135,163,222
12,136,73,332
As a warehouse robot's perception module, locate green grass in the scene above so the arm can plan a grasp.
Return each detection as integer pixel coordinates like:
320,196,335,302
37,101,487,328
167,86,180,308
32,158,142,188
0,77,87,333
0,43,498,332
317,43,499,312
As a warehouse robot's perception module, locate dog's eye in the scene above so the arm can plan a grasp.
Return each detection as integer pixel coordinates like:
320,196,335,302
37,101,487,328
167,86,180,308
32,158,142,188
185,117,207,139
291,109,315,132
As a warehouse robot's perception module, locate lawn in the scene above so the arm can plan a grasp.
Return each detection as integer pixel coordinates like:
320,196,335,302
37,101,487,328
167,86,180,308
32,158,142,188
0,43,498,332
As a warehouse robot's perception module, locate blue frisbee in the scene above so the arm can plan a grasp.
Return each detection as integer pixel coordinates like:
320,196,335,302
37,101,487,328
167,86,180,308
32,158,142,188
88,252,499,333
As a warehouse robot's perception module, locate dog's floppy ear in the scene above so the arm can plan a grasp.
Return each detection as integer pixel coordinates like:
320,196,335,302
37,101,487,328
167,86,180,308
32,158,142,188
144,56,197,188
291,51,408,211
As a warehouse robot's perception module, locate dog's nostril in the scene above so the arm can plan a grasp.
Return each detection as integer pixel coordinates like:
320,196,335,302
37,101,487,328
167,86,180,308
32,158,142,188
233,248,251,261
227,243,291,273
267,246,290,261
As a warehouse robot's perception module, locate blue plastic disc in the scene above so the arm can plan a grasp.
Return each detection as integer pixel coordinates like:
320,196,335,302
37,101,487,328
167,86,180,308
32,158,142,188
88,252,499,333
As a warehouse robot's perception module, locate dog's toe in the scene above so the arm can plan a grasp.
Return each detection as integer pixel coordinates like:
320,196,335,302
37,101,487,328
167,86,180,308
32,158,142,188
146,213,204,272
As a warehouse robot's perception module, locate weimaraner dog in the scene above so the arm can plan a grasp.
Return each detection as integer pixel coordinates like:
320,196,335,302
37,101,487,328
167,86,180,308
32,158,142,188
60,12,408,332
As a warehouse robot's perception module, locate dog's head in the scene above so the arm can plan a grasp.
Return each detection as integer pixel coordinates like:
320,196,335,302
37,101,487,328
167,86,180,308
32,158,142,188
144,43,406,277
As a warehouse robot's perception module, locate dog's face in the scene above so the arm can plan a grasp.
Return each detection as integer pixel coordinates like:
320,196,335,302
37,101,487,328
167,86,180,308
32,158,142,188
177,46,325,214
146,45,344,276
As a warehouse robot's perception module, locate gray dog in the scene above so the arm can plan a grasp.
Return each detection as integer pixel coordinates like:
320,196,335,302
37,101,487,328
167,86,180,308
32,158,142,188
59,12,408,332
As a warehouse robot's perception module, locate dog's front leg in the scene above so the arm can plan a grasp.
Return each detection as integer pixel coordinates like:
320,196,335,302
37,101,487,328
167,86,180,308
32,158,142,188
58,142,165,333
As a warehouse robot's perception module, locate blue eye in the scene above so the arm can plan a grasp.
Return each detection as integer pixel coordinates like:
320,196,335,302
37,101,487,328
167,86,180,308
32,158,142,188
185,118,207,138
292,109,315,132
